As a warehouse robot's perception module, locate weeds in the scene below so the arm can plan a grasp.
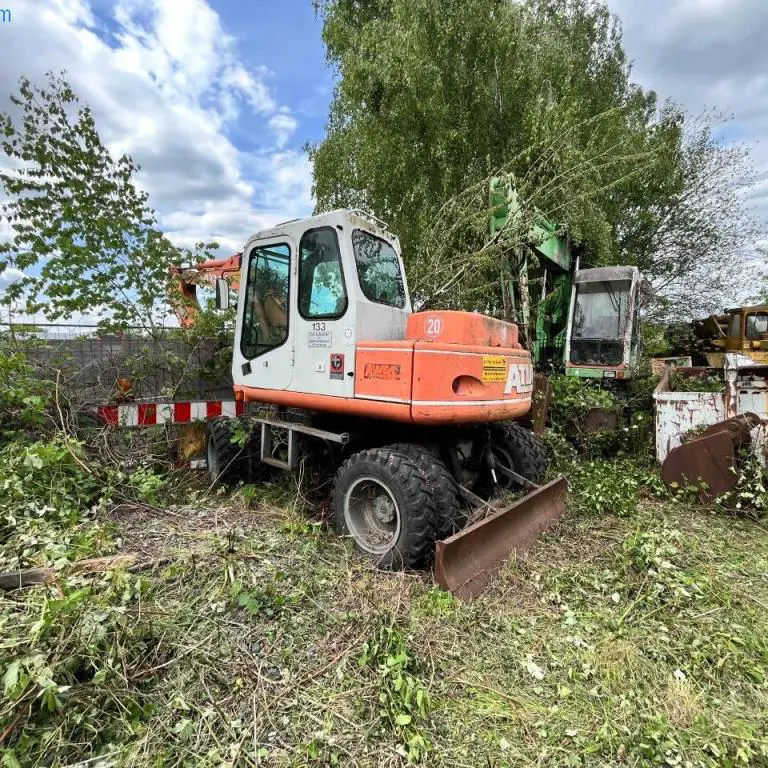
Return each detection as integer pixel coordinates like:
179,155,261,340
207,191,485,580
359,620,431,763
669,369,724,393
2,353,767,767
716,452,768,518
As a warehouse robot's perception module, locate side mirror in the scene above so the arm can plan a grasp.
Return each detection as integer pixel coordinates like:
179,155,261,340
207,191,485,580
215,278,230,311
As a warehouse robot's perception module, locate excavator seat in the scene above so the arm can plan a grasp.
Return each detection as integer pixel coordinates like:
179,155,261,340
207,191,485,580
264,294,288,328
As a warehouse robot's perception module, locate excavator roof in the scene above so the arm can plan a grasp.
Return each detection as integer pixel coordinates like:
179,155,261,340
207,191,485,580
574,265,638,283
725,304,768,313
251,208,396,244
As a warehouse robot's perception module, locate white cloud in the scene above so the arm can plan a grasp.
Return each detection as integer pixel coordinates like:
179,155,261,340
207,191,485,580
0,0,313,265
269,112,299,149
607,0,768,307
609,0,768,204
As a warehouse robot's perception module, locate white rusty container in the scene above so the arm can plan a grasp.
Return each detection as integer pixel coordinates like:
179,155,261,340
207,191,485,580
654,354,768,463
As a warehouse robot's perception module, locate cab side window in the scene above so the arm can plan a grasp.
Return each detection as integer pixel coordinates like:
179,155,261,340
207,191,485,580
728,312,741,339
241,243,290,359
352,229,406,309
298,227,348,319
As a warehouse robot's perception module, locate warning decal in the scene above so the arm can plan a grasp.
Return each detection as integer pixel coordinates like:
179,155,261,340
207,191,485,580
330,353,345,380
482,355,507,382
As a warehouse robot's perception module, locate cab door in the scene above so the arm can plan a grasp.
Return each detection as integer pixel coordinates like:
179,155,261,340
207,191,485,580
292,225,355,397
233,237,296,391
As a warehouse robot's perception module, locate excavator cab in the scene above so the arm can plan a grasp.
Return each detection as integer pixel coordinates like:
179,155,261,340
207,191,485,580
720,306,768,365
564,266,642,380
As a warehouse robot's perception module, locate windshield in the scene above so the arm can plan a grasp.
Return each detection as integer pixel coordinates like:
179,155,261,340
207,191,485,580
352,229,406,309
572,280,630,341
746,312,768,339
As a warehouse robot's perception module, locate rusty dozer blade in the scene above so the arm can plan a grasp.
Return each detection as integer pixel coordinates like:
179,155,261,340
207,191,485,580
434,476,568,600
661,413,762,500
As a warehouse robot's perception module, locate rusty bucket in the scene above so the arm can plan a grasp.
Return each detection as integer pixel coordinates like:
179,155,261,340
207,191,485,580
434,476,568,600
661,413,762,499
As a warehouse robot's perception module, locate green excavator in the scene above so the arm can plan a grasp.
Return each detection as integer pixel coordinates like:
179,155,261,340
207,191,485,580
490,176,643,381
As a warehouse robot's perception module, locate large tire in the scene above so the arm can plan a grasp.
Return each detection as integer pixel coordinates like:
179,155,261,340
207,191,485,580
491,422,548,487
207,416,254,486
333,447,437,570
385,443,463,538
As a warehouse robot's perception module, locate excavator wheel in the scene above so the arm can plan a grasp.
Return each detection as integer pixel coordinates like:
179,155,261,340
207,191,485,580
491,422,548,488
333,447,438,570
384,443,464,538
207,417,267,486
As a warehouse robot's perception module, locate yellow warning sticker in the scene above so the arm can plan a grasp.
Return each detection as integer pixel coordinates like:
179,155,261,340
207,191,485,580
482,355,507,382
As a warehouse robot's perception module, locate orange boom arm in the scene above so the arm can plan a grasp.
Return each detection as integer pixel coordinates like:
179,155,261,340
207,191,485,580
169,253,242,328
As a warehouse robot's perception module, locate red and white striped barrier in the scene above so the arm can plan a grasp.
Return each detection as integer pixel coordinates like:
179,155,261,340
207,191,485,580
97,399,245,427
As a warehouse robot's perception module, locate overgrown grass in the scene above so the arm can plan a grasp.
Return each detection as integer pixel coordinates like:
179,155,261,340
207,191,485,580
2,473,767,767
2,365,767,766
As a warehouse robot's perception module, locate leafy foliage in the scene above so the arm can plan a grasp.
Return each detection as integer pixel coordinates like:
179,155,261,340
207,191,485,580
548,375,617,431
311,0,760,316
0,73,181,329
359,619,431,763
0,351,49,439
716,452,768,519
567,455,666,516
669,369,724,393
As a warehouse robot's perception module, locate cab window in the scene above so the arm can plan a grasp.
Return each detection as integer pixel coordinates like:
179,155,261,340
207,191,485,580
746,312,768,339
299,227,348,319
728,312,741,339
352,229,406,309
241,243,290,359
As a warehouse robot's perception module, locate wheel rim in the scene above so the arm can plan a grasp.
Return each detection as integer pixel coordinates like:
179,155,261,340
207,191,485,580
344,476,402,555
492,444,517,490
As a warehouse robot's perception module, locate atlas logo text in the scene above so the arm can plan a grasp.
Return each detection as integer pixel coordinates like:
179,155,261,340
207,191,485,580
503,363,534,395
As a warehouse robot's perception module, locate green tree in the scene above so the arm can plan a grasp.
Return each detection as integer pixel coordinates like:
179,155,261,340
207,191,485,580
0,72,181,329
311,0,759,316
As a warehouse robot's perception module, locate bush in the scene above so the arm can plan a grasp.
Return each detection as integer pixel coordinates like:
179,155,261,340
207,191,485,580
548,375,617,432
0,438,104,571
566,455,668,517
669,370,723,393
0,351,50,438
715,452,768,518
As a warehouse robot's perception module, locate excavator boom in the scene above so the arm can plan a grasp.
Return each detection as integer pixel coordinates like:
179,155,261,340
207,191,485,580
169,253,242,327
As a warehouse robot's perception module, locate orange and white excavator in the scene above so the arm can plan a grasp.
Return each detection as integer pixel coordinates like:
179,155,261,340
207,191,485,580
169,209,566,598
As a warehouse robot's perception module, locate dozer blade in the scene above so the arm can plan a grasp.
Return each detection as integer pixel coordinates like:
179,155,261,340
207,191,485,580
434,476,568,600
661,413,762,500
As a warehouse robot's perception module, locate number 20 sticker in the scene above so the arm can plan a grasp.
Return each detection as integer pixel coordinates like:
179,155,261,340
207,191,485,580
425,317,443,336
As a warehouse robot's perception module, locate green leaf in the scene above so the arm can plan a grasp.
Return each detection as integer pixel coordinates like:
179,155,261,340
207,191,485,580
394,713,412,726
2,752,22,768
2,661,19,694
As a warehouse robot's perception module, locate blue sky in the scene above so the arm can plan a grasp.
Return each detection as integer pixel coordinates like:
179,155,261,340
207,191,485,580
210,0,331,145
0,0,336,270
0,0,767,315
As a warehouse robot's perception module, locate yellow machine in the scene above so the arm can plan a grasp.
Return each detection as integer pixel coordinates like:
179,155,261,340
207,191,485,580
703,305,768,367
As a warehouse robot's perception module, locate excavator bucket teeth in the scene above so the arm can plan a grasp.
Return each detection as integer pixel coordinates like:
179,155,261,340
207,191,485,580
434,476,568,600
661,413,762,500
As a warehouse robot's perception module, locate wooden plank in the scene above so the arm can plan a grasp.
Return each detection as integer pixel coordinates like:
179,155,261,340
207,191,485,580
0,555,138,591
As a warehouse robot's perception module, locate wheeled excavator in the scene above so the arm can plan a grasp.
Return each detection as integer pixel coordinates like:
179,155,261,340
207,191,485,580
171,209,567,598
